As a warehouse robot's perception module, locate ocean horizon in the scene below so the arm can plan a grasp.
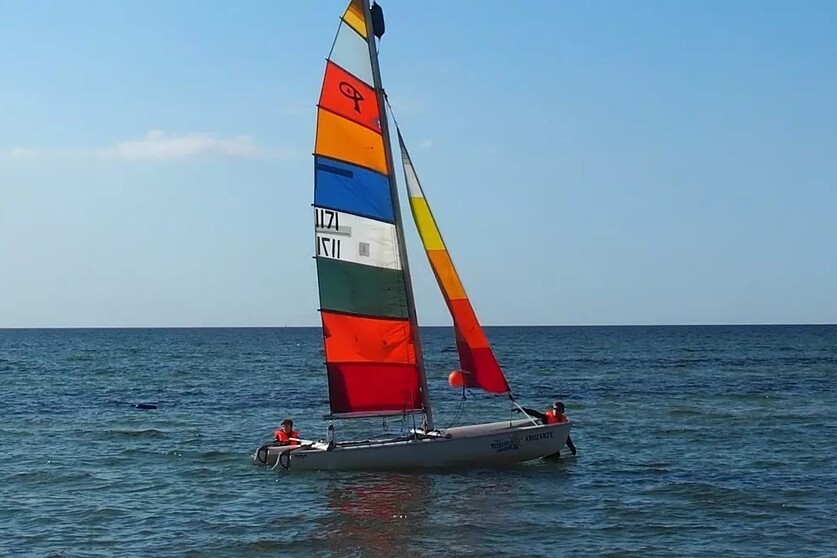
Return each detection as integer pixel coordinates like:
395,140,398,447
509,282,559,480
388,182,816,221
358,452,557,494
3,322,835,330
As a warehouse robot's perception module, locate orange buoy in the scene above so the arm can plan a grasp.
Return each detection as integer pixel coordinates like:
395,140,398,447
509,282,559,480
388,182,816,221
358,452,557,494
448,370,466,388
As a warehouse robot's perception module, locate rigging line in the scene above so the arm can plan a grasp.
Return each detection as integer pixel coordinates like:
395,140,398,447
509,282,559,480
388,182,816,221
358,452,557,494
445,397,466,430
325,17,342,60
383,92,401,132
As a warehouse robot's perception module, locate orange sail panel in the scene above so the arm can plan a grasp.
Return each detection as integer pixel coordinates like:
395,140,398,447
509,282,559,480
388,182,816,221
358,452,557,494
315,109,387,174
398,130,511,394
312,2,425,416
342,0,367,39
321,312,416,364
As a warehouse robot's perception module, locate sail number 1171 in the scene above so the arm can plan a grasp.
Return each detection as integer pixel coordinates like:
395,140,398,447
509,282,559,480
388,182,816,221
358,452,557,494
315,208,341,259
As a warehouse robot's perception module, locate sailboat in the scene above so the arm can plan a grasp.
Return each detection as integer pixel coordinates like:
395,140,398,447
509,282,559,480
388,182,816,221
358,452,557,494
253,0,571,471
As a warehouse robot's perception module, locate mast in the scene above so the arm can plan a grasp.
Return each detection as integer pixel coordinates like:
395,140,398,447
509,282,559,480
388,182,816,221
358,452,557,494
362,0,434,430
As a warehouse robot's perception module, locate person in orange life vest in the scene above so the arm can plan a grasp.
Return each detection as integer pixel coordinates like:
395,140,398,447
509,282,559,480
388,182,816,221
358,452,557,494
274,419,300,446
514,400,577,455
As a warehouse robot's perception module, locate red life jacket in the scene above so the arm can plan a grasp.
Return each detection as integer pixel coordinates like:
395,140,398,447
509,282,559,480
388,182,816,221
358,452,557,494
544,409,568,424
275,429,300,445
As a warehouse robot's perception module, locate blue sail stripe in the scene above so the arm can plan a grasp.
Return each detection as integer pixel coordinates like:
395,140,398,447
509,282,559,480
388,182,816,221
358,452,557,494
314,156,395,223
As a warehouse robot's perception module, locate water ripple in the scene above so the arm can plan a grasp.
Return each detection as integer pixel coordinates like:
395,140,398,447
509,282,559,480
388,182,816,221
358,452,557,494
1,325,835,556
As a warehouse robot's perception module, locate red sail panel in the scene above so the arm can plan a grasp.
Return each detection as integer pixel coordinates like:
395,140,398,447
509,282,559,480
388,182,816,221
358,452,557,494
327,363,422,414
449,299,510,393
321,312,421,414
319,61,381,133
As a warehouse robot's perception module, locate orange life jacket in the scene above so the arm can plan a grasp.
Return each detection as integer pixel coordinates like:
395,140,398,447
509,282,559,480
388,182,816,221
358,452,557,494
275,429,300,445
544,409,568,424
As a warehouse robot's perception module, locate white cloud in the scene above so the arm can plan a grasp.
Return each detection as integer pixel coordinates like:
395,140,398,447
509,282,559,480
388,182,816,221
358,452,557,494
97,130,291,161
417,139,433,150
9,147,38,158
2,130,293,163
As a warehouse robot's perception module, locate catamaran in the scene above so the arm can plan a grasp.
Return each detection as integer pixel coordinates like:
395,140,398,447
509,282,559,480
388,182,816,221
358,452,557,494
253,0,572,471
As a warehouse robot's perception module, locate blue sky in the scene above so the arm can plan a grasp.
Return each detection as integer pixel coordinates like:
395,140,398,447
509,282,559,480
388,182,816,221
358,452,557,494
1,0,835,327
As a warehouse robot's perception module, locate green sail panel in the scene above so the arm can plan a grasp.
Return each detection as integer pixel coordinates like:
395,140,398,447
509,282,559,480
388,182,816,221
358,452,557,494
316,258,408,319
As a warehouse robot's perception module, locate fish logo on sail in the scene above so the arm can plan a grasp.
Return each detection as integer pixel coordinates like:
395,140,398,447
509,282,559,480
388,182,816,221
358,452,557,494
339,81,364,113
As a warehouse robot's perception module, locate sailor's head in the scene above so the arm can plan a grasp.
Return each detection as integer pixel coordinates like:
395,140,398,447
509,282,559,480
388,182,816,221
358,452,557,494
281,418,293,431
552,401,565,412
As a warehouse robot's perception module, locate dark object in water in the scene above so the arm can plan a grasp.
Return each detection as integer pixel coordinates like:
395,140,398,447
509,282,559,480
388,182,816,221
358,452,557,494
133,403,157,410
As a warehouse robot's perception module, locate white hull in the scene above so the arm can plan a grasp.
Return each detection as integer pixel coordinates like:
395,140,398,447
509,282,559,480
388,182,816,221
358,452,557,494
252,419,571,472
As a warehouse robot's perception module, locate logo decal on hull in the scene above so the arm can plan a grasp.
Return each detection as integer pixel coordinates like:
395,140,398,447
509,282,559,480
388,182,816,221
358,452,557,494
490,435,521,453
524,431,553,442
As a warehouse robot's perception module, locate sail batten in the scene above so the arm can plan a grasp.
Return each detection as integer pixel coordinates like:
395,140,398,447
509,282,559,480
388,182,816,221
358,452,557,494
313,0,428,417
313,153,390,180
326,409,425,421
398,130,511,395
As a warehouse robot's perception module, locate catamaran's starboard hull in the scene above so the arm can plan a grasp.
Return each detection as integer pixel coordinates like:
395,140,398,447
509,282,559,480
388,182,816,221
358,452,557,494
252,419,571,472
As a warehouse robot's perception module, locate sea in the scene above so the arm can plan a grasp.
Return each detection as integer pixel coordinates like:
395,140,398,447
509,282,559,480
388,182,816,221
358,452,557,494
1,325,835,557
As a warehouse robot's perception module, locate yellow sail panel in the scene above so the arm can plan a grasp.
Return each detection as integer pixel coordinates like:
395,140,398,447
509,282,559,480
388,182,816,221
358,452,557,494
315,109,388,174
408,197,445,251
342,0,367,38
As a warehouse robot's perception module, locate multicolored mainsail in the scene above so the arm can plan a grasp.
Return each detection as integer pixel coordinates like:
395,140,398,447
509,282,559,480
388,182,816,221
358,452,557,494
398,130,511,394
313,0,430,418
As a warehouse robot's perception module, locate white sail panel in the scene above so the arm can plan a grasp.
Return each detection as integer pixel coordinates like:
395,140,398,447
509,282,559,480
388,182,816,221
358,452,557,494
399,134,424,199
329,22,374,88
314,207,401,270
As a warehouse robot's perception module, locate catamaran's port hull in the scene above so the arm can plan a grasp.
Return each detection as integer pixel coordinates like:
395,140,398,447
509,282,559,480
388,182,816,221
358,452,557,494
252,419,571,471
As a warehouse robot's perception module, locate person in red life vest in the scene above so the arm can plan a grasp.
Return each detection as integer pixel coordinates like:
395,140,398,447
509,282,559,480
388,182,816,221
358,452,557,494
274,419,300,446
514,400,577,456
